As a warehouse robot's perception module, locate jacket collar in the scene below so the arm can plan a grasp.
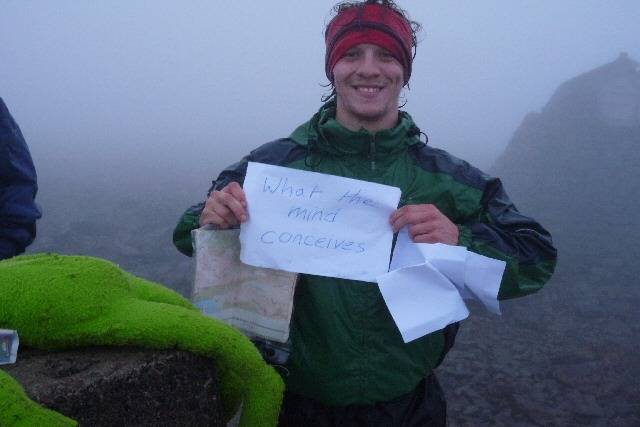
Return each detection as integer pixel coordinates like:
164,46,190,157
289,101,423,159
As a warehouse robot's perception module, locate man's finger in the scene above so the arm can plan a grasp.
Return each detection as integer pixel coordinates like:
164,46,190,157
223,182,247,207
214,190,248,223
408,222,436,239
210,211,232,229
413,227,459,245
413,233,439,244
391,204,439,232
199,208,231,229
391,209,425,232
390,204,414,223
390,213,410,233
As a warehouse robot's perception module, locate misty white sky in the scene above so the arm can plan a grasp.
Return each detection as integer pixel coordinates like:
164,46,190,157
1,1,639,197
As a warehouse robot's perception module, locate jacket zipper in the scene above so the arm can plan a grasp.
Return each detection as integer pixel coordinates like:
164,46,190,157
369,134,376,171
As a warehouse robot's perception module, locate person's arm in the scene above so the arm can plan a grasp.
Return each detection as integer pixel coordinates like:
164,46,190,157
0,98,41,260
456,176,556,300
391,151,556,301
173,201,206,257
173,180,249,257
172,159,250,257
173,138,304,257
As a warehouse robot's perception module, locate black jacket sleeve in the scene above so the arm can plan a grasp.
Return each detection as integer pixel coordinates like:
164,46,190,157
458,177,557,300
0,98,42,260
172,138,305,256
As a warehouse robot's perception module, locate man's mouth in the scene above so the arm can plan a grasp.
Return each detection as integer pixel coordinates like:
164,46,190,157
355,86,382,93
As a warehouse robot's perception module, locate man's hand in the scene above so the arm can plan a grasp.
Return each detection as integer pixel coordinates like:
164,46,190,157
390,204,459,245
199,182,248,229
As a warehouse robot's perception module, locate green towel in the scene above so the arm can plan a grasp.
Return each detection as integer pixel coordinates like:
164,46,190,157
0,253,283,426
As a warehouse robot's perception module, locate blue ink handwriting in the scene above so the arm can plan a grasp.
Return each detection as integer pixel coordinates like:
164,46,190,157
263,177,322,199
260,230,365,253
287,206,340,223
338,189,377,208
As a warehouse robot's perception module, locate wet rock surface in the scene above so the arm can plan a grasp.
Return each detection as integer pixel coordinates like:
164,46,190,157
2,347,223,426
439,269,640,426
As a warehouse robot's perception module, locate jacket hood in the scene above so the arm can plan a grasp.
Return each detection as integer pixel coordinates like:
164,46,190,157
289,101,423,160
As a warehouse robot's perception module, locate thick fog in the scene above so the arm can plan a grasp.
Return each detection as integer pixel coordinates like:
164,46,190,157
3,2,640,424
2,1,639,200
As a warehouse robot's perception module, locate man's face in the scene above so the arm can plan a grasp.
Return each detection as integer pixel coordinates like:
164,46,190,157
332,43,404,132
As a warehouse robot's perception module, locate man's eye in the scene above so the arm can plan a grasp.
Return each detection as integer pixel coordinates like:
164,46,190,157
379,51,394,61
344,50,360,58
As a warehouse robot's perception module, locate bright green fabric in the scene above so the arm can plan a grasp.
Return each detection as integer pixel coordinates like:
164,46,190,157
174,202,203,257
0,370,76,426
0,253,283,427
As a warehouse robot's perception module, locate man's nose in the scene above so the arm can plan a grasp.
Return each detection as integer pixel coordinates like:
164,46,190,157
356,52,381,77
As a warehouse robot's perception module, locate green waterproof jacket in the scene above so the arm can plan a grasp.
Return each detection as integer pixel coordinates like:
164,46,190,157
173,102,557,406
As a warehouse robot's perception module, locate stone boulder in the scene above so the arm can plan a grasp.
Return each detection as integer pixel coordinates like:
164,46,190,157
1,346,223,426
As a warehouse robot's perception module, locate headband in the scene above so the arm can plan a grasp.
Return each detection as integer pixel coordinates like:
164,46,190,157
325,3,414,84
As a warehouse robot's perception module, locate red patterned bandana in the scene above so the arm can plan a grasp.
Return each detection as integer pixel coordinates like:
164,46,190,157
325,3,414,84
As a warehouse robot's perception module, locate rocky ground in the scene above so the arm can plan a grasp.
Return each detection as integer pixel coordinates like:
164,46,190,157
2,347,223,426
439,266,640,426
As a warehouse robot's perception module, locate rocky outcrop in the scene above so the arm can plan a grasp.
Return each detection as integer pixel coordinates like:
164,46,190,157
437,54,640,426
536,52,640,129
1,347,223,426
492,52,640,267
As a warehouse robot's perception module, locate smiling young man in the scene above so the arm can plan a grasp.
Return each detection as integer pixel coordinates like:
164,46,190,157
174,1,556,425
332,43,405,132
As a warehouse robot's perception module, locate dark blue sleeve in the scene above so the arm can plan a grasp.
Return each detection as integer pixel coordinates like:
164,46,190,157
0,97,42,260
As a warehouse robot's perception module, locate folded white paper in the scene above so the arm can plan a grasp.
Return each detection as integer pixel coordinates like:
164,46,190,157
391,229,471,298
464,251,505,314
380,227,506,342
377,264,469,343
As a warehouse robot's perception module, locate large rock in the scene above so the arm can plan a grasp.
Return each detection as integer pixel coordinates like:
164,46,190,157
438,53,640,426
492,52,640,266
1,347,223,426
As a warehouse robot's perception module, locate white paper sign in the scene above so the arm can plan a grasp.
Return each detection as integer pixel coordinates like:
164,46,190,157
240,162,401,282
